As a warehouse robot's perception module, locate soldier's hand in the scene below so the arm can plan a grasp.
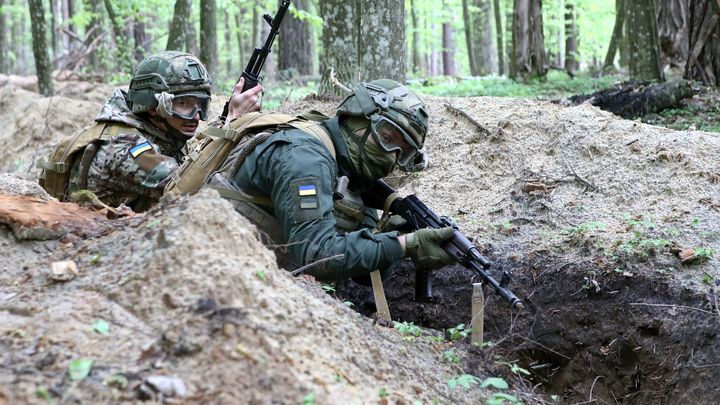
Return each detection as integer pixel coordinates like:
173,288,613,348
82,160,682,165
380,215,409,232
227,77,263,120
404,227,456,270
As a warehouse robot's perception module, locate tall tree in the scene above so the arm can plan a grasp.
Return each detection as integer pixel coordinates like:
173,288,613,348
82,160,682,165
462,0,478,75
0,0,7,73
472,0,497,74
564,2,578,76
626,0,663,81
199,0,217,87
510,0,546,81
441,0,455,76
410,0,421,75
28,0,54,95
103,0,133,73
224,9,232,79
360,0,405,81
234,6,246,73
602,0,625,71
279,0,314,77
657,0,688,68
494,0,505,75
84,0,102,69
167,0,191,51
318,0,358,97
133,13,150,62
685,0,720,85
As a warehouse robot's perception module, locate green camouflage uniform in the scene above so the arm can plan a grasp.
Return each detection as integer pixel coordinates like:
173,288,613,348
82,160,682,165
67,89,186,210
232,117,405,282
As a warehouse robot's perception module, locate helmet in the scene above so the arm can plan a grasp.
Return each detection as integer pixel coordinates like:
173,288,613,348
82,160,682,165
128,51,212,120
337,79,429,171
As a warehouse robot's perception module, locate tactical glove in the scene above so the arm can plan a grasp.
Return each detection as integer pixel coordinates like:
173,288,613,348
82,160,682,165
380,215,410,232
405,227,456,270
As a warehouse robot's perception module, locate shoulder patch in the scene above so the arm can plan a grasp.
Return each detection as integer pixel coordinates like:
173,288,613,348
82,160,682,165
290,177,323,224
129,141,153,158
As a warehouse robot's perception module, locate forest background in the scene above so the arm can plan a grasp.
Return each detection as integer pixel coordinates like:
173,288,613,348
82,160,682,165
3,0,718,130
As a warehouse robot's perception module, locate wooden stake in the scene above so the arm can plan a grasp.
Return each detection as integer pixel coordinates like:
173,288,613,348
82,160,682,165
471,283,484,345
370,270,391,321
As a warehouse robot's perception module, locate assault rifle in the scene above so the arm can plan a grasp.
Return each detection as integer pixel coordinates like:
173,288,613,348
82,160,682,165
363,180,524,311
221,0,291,121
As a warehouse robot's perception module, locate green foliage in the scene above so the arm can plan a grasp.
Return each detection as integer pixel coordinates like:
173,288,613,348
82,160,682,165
448,374,480,389
302,392,315,405
394,321,422,340
443,349,460,364
92,319,110,335
379,388,389,398
408,71,622,99
484,392,521,405
481,377,509,389
36,385,51,403
447,323,470,342
702,273,714,285
694,247,716,261
255,270,267,281
321,284,336,293
104,374,128,390
68,358,93,381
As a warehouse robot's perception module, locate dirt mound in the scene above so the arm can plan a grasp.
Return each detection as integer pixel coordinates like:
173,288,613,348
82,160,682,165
1,79,719,403
0,180,528,404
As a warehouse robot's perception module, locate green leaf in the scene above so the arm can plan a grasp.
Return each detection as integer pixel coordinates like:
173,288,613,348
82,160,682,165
255,270,266,281
146,219,161,229
481,377,509,390
36,385,50,400
92,319,110,335
379,388,389,398
68,358,93,381
302,392,315,405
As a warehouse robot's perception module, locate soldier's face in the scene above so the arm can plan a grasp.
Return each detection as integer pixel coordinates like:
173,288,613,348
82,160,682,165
165,113,200,138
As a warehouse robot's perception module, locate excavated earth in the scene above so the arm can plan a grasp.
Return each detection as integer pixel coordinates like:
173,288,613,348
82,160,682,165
1,75,719,404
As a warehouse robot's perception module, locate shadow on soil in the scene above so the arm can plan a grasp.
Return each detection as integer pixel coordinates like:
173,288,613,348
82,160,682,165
339,254,720,404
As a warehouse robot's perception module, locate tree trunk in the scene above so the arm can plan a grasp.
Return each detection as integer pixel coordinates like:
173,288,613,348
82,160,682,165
494,0,505,75
49,0,58,58
684,0,720,85
65,0,76,50
167,0,190,51
410,0,421,75
511,0,546,81
626,0,664,81
234,7,245,74
278,0,314,77
185,1,198,55
474,0,497,74
563,80,692,118
359,0,406,82
657,0,688,69
223,9,232,79
564,2,578,77
462,0,477,75
318,0,359,97
602,0,625,71
28,0,54,95
0,0,7,73
442,1,455,76
103,0,132,73
200,0,217,87
133,16,149,62
84,0,102,69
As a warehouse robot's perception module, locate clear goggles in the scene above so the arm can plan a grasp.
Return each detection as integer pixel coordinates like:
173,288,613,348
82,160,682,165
155,92,211,120
369,115,421,168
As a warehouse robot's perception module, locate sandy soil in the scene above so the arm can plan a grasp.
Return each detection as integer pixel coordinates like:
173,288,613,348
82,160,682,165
1,75,719,404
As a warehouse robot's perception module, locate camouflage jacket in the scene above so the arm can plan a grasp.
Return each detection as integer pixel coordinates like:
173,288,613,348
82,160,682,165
232,117,405,282
68,89,187,211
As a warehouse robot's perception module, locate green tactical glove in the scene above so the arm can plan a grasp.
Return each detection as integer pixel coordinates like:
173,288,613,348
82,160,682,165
405,227,456,270
380,215,409,232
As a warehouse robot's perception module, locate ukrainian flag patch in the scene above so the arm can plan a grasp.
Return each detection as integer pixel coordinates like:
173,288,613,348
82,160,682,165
298,184,317,196
129,141,153,158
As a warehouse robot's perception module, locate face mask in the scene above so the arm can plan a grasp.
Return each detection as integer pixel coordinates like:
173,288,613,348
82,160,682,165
344,129,397,181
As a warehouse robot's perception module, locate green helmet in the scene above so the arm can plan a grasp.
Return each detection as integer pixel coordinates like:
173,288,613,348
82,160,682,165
337,79,429,171
128,51,212,120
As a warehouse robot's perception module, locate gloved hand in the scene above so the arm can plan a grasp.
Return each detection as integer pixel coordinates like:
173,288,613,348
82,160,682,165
380,215,410,232
405,227,456,269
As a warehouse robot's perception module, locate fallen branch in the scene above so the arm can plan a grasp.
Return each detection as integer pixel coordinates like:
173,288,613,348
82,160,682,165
445,104,491,136
328,68,351,94
291,254,344,276
629,302,715,315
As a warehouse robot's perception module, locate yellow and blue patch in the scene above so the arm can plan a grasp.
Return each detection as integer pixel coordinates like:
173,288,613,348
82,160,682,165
298,184,317,196
129,141,153,158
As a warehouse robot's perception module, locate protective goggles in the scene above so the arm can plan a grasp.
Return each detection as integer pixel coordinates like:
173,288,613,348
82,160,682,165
369,115,421,168
155,91,211,120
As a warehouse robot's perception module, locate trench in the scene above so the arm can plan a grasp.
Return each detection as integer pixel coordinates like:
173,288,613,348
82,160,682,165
339,255,720,404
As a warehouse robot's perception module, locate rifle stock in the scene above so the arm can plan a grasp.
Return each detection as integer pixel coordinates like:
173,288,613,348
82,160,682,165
221,0,291,120
364,180,524,310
